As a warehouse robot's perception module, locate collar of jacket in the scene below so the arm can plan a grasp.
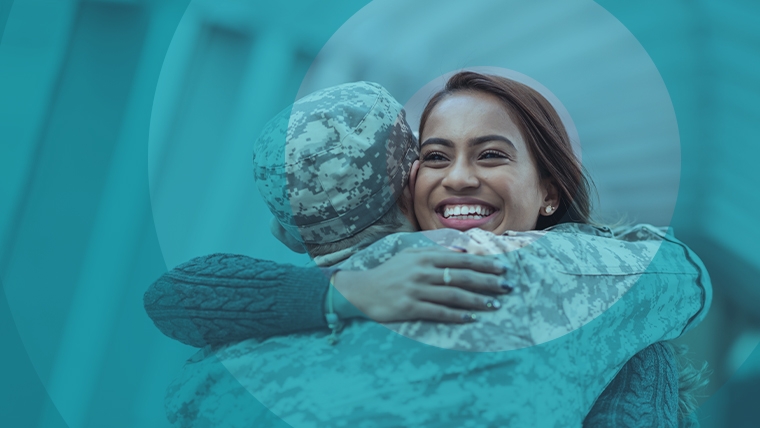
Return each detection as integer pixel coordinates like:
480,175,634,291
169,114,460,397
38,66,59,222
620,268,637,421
545,222,614,238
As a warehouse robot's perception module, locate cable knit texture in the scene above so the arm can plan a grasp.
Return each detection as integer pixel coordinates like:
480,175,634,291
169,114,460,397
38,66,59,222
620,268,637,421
584,341,699,427
143,254,332,348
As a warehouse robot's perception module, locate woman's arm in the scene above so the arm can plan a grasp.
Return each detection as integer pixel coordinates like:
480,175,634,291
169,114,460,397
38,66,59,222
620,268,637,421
583,342,680,428
144,254,332,348
144,250,509,347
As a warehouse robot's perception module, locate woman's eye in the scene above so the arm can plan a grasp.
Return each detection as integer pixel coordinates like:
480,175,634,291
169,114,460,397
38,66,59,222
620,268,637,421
422,151,448,162
479,150,509,160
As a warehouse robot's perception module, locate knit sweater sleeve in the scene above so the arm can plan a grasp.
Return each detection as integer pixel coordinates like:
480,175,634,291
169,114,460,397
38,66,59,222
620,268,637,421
143,253,332,348
583,342,685,427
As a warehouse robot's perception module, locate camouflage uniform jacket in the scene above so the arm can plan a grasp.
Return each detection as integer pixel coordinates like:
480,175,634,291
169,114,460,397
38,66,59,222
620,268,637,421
165,223,711,427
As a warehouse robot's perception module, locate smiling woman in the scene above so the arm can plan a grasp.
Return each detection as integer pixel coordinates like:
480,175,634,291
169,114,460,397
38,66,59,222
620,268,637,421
414,72,592,233
416,91,554,233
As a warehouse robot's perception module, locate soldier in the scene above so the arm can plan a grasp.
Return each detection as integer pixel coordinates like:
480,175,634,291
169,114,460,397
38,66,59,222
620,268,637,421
149,78,709,427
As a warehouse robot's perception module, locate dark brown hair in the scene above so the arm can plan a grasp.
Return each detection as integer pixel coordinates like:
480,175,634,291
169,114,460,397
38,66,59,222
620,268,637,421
419,71,594,229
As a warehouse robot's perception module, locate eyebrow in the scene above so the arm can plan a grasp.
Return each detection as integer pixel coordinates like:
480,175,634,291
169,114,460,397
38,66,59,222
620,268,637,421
420,135,517,151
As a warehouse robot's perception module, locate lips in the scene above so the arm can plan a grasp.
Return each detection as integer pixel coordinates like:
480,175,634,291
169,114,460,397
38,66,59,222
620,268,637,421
435,198,499,231
441,204,494,219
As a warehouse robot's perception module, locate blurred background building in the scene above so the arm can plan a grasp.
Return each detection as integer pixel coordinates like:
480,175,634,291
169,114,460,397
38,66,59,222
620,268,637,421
1,0,759,427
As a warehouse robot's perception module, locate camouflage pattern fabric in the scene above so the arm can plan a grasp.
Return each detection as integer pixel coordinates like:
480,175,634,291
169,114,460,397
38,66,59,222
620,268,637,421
253,81,418,244
165,223,710,427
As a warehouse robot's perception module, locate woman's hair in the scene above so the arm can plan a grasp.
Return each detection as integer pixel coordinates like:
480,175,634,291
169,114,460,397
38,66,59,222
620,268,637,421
419,71,595,229
667,342,712,421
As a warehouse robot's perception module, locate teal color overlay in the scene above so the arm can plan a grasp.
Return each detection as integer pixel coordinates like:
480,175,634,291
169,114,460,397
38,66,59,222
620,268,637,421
1,0,759,427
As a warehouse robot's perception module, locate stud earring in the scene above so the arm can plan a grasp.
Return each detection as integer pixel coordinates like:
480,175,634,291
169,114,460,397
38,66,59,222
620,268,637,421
545,206,553,214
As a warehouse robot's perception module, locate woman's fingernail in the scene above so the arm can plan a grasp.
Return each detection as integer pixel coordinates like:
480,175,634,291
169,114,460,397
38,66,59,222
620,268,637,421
499,280,513,293
493,261,507,272
449,245,467,253
462,313,478,322
485,299,501,309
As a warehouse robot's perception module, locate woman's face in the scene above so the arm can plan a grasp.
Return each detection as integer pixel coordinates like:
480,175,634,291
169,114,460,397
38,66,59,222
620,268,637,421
413,91,555,234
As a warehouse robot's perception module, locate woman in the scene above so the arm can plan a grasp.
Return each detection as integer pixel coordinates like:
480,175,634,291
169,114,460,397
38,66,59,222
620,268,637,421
413,72,584,233
148,74,708,426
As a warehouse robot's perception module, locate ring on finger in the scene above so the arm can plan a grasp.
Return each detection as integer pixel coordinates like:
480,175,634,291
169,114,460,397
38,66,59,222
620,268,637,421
443,267,452,285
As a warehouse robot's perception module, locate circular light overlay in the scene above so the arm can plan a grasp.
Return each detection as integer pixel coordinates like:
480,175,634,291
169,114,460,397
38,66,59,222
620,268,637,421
156,0,684,426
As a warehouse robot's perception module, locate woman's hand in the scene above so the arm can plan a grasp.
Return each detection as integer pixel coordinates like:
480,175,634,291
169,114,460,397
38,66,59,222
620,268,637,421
331,246,512,324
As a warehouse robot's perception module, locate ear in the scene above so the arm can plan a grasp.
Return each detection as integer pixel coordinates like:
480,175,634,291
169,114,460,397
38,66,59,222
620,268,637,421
539,178,561,217
398,160,420,229
269,218,307,253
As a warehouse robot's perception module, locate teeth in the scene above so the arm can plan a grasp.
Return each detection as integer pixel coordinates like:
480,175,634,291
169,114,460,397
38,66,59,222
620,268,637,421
441,204,494,219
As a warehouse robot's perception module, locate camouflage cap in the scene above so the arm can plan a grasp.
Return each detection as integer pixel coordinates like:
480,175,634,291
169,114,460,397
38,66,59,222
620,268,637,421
253,82,419,244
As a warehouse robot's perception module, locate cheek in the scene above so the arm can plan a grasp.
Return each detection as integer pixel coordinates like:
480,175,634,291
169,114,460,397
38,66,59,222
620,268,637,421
412,171,434,207
489,170,541,209
486,171,518,199
517,186,543,213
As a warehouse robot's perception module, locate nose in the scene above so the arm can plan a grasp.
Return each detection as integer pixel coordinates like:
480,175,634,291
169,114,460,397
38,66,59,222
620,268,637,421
442,158,480,192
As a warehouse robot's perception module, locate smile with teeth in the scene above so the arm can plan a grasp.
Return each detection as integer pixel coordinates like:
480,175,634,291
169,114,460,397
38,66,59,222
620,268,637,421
441,204,494,220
